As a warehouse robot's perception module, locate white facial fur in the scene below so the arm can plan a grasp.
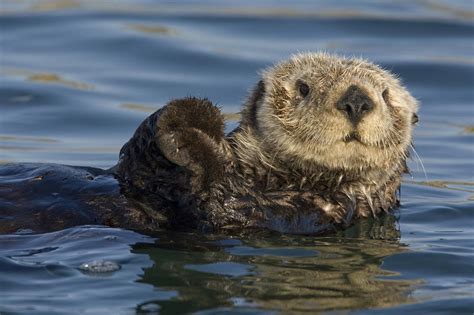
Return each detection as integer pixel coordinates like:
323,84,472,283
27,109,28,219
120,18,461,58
256,53,418,173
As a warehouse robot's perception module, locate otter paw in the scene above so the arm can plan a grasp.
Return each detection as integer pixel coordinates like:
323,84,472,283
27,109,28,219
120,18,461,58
156,97,225,143
157,126,225,192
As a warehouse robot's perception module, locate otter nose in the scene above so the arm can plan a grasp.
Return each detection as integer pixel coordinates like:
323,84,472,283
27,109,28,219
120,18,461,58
336,85,374,125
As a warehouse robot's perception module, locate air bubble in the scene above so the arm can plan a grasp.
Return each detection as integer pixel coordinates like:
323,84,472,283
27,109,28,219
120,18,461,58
79,260,121,273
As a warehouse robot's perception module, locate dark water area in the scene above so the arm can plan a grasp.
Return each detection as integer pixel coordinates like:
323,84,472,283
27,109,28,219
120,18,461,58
0,1,473,314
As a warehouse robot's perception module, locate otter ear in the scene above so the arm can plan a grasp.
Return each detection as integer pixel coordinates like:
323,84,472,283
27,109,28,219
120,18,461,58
241,80,266,127
249,80,266,107
382,88,390,104
412,113,419,125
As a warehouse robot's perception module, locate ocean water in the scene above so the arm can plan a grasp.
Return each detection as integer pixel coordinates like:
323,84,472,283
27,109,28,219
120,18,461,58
0,1,473,314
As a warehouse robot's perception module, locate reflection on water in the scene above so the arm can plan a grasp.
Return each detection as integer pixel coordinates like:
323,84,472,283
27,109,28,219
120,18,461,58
0,135,59,143
120,103,159,113
133,216,419,314
28,73,93,91
463,126,474,133
2,68,94,91
407,180,474,194
29,0,81,12
6,0,473,21
129,24,177,36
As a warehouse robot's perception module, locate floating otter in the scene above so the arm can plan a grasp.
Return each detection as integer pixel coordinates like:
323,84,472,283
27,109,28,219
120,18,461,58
0,53,419,235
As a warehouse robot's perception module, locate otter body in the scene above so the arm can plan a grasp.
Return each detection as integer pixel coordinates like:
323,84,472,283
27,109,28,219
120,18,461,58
0,53,418,235
0,163,160,234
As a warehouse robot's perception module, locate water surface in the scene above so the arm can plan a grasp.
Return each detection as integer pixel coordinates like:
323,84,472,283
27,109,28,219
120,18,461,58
0,1,473,314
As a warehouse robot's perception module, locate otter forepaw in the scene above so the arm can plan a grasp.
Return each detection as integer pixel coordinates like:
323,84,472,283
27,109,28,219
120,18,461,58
156,97,225,143
156,98,227,192
158,128,225,192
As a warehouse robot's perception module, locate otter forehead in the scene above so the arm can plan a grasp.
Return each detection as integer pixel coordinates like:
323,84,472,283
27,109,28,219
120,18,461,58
267,53,389,82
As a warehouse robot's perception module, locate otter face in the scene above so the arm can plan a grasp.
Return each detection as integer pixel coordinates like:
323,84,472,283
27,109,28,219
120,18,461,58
254,53,419,172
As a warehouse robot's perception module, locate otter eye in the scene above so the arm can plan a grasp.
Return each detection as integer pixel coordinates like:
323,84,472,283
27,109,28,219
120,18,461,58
298,82,310,97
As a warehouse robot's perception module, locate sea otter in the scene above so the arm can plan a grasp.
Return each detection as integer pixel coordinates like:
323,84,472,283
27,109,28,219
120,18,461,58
0,53,419,235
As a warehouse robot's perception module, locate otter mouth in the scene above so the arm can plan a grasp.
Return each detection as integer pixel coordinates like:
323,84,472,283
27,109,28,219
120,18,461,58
343,131,363,144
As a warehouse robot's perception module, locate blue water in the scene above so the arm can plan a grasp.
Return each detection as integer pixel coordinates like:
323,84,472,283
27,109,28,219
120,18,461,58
0,1,473,314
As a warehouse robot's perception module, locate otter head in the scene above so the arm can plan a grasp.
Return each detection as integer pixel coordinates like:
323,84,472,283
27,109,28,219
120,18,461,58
244,53,419,177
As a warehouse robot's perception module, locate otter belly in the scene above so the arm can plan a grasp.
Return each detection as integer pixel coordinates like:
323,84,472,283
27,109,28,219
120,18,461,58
0,163,159,234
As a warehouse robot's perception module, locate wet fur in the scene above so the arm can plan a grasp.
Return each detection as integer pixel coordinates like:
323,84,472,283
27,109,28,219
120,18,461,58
114,53,418,234
0,53,418,235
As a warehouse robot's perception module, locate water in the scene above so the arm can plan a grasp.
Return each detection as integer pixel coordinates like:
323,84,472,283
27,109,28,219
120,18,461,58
0,0,473,314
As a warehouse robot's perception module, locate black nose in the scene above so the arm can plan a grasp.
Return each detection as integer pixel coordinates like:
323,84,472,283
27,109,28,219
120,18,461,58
336,85,374,125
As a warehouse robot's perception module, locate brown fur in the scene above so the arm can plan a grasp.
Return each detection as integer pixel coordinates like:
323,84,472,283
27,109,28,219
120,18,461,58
113,53,419,234
225,53,418,226
0,53,418,235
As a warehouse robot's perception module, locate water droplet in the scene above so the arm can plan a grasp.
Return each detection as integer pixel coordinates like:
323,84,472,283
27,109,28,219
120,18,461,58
79,260,121,273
